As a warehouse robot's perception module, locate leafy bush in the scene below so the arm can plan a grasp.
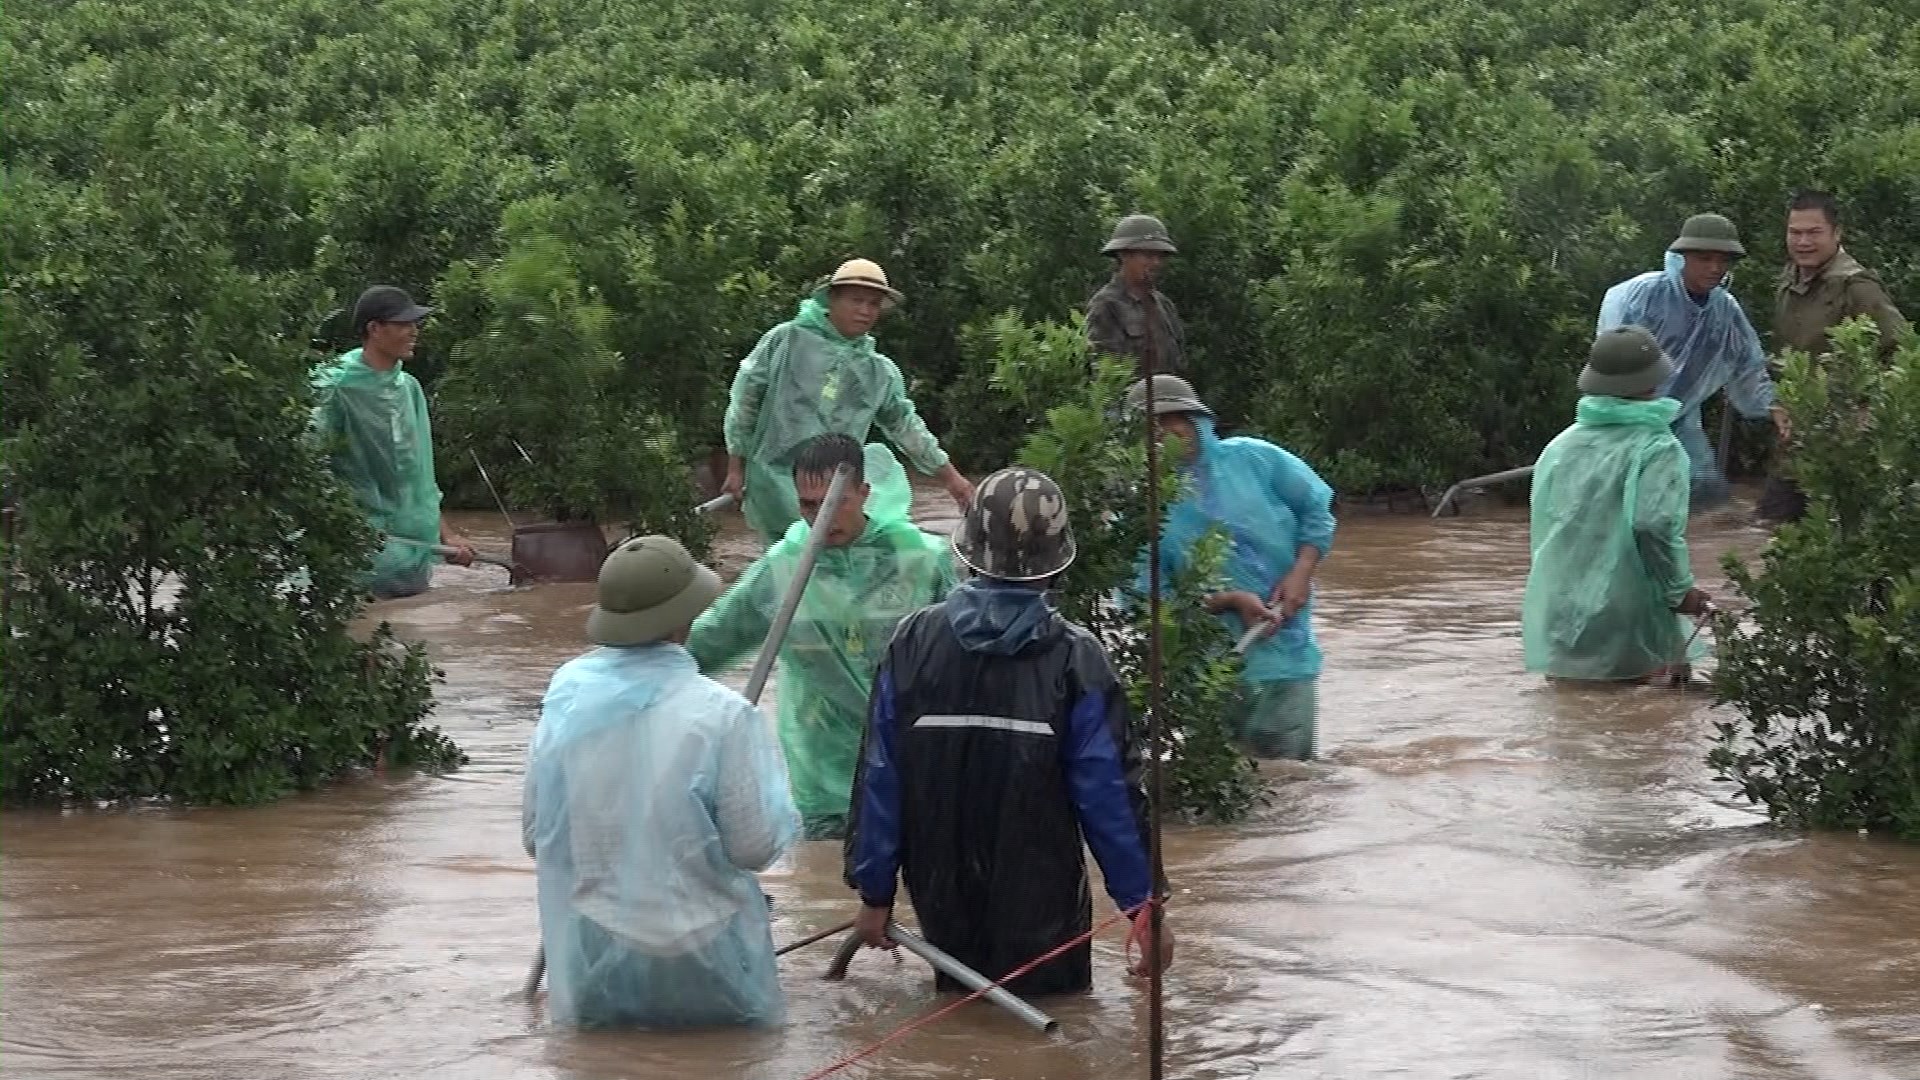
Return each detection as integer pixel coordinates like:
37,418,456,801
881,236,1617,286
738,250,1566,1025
0,178,463,807
6,0,1914,500
1708,321,1920,839
987,314,1262,823
428,220,715,555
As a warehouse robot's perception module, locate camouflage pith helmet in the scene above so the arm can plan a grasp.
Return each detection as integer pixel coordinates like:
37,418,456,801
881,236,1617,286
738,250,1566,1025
1668,213,1747,257
951,467,1077,582
1101,213,1178,256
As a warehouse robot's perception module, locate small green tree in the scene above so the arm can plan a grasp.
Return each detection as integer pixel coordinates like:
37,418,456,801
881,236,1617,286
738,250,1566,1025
0,179,461,806
983,313,1262,823
430,223,714,557
1708,319,1920,840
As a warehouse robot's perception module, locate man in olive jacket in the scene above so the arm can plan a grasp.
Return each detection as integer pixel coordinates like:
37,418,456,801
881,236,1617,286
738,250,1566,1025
1759,189,1910,525
1084,213,1185,377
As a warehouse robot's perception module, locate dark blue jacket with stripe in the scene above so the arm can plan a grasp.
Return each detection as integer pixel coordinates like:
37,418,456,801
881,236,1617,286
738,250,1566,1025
844,579,1162,995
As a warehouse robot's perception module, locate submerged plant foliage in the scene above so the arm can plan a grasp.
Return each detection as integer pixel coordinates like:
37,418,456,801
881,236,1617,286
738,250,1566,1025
1709,321,1920,840
988,314,1262,823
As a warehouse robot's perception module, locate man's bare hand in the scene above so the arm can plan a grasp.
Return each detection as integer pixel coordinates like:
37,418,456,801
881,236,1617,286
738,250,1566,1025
854,903,896,950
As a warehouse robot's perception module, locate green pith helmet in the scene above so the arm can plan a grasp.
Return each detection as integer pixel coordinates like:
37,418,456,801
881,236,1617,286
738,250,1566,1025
585,535,723,646
1668,213,1747,257
1101,213,1178,256
951,467,1077,582
1578,325,1676,398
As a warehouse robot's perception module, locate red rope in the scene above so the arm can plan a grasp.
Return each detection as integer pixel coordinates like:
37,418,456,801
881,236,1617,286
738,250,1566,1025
796,906,1143,1080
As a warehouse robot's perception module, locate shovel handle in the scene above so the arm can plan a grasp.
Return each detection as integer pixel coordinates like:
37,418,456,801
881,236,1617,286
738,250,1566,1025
431,543,515,570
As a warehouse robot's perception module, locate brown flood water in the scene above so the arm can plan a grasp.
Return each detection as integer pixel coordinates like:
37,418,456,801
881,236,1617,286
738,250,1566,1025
4,484,1918,1080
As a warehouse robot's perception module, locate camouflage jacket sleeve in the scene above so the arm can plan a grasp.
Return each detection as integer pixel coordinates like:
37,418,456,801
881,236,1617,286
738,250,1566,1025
1084,293,1130,359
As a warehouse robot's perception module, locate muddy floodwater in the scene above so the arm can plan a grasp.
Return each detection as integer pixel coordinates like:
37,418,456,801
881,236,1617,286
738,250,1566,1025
4,483,1918,1080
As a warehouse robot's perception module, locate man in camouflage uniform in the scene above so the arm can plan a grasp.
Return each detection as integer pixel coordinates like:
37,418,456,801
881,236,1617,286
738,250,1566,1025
1085,214,1185,377
1758,189,1911,525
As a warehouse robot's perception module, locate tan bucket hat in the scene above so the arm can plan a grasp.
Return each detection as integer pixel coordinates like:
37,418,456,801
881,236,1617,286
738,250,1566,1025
816,258,904,306
585,535,723,647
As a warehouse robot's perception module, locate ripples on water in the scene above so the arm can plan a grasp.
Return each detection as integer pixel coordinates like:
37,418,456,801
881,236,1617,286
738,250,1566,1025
3,486,1916,1079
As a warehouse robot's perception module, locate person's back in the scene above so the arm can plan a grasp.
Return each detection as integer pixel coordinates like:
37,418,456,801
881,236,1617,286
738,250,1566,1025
845,468,1169,996
524,536,799,1029
1523,329,1710,682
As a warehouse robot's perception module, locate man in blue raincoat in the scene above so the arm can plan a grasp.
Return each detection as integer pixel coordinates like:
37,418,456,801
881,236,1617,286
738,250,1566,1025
522,535,800,1030
1126,375,1337,761
1596,213,1791,511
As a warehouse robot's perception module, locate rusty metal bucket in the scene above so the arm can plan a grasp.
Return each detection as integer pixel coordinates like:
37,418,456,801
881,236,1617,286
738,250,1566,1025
503,520,609,585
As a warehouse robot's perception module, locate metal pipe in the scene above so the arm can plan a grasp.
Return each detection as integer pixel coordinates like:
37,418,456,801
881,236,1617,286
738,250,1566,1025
1139,296,1167,1080
776,919,856,958
695,492,737,514
741,463,852,705
521,946,545,997
885,921,1059,1034
823,927,862,981
429,543,516,570
1431,464,1536,518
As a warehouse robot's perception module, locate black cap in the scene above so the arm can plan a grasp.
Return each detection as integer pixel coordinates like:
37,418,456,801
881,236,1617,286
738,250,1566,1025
351,285,433,338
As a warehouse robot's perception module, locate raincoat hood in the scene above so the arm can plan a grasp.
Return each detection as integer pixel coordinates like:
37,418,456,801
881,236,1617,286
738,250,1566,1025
945,577,1058,655
1663,249,1732,298
1574,394,1683,428
794,296,876,351
1143,416,1338,685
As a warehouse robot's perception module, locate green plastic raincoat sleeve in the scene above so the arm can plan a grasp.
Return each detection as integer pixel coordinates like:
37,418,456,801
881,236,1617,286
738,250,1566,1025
723,327,783,458
870,356,950,474
1631,443,1695,607
686,559,778,675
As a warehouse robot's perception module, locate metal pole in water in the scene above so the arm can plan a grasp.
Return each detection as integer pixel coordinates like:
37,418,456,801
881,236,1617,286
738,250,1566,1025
742,463,853,706
885,921,1059,1033
1140,297,1167,1080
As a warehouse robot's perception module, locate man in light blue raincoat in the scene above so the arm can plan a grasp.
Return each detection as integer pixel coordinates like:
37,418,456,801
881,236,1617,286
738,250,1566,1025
1127,375,1337,760
522,535,800,1030
1596,213,1790,510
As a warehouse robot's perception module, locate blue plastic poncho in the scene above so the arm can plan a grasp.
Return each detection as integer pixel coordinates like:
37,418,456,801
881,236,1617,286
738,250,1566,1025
308,348,443,597
522,644,800,1029
1597,252,1776,507
1140,417,1337,685
723,298,946,542
1522,395,1709,681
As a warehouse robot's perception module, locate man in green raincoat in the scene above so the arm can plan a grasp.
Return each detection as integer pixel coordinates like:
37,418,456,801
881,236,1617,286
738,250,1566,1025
1523,326,1714,686
310,285,475,599
721,259,974,543
690,433,960,839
